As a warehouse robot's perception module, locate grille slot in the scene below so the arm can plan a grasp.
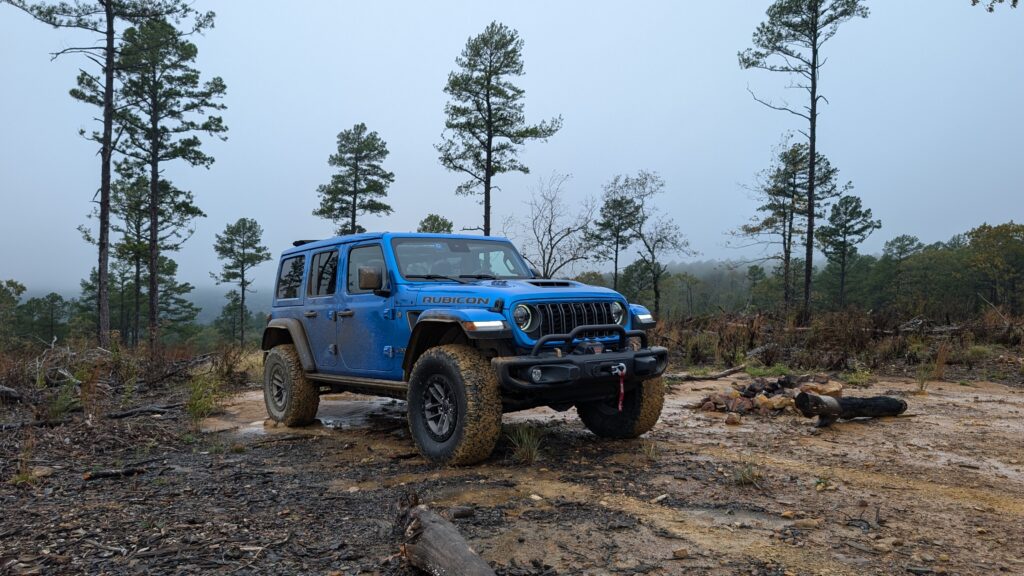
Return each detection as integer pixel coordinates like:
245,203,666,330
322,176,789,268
534,301,618,340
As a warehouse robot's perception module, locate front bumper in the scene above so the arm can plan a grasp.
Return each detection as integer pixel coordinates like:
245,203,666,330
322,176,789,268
492,324,669,406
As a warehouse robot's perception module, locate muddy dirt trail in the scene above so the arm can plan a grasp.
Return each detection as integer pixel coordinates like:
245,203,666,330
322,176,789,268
3,376,1023,575
196,377,1024,575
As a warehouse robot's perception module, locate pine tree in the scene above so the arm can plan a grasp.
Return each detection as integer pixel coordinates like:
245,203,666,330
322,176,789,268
7,0,205,347
417,214,454,234
116,16,226,352
436,21,562,236
313,123,394,235
587,176,642,291
817,195,881,307
740,0,868,321
212,219,271,347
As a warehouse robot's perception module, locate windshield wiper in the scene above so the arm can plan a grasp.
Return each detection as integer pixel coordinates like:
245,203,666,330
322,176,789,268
406,274,466,284
459,274,496,280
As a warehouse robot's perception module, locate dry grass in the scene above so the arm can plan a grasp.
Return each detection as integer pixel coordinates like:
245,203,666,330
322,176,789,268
506,424,545,465
733,461,764,488
640,440,659,463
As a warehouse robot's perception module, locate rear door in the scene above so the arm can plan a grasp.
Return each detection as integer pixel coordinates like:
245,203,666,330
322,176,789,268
337,242,397,376
301,248,341,370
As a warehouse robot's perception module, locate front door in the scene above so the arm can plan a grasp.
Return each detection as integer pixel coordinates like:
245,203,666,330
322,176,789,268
302,248,341,369
338,242,396,376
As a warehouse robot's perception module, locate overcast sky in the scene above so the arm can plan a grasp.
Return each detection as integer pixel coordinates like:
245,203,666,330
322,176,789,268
1,0,1021,296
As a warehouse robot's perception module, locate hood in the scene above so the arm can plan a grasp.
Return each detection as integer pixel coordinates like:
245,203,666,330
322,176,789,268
396,279,624,308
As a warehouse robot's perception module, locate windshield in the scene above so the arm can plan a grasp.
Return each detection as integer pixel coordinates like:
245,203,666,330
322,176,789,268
392,237,532,281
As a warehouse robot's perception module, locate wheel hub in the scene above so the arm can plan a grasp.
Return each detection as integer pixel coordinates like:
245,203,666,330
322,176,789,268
422,375,457,442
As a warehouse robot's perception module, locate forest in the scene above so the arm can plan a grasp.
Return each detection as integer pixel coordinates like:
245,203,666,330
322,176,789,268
1,2,1023,576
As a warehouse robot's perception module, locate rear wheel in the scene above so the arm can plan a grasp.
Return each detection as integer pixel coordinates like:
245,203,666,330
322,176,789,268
577,377,665,439
263,344,320,426
407,345,501,466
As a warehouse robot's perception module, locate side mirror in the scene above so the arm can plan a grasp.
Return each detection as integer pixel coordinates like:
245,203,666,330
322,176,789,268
358,266,383,291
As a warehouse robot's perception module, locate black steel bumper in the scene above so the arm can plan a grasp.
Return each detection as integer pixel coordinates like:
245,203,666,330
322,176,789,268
492,324,669,406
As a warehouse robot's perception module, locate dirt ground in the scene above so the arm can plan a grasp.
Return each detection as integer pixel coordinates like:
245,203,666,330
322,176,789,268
2,374,1024,575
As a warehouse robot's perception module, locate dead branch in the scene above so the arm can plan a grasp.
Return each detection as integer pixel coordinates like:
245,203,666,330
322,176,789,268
395,492,495,576
664,364,747,382
0,419,70,432
82,466,148,481
106,403,183,419
0,385,22,404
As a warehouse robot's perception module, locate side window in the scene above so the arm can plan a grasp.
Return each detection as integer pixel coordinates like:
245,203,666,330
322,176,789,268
307,250,339,297
276,255,305,300
347,244,386,294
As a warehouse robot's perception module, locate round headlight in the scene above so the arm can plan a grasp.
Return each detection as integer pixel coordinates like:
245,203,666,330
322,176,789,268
610,302,626,325
513,304,533,330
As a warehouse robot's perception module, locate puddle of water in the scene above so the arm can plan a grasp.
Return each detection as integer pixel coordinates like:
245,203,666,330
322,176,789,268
200,390,408,436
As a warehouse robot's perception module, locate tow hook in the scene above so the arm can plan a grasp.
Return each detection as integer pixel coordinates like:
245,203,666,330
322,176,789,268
611,363,627,413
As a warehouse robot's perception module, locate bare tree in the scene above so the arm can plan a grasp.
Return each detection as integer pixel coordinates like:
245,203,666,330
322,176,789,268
629,172,691,318
507,173,594,279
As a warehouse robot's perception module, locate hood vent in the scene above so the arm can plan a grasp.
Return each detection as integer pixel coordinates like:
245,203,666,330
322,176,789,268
528,280,573,287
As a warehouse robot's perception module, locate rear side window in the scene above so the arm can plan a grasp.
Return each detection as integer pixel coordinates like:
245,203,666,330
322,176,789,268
308,250,339,297
276,255,305,300
347,244,386,294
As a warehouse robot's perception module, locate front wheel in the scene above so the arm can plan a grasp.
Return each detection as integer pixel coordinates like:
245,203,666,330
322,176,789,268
577,377,665,439
407,345,502,466
263,344,320,426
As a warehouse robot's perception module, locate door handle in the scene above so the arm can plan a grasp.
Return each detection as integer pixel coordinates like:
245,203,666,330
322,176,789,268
303,311,318,318
338,309,355,317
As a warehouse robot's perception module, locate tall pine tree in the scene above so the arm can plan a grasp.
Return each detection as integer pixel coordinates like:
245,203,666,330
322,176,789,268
436,21,561,236
740,0,868,321
116,16,226,352
313,123,394,235
212,218,271,347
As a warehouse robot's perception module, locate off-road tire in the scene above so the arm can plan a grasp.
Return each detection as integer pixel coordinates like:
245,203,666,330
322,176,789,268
577,377,665,439
407,344,502,466
263,344,320,426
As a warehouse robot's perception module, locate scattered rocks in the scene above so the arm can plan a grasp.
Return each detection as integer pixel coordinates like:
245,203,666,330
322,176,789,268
725,412,742,426
672,548,690,559
696,374,843,416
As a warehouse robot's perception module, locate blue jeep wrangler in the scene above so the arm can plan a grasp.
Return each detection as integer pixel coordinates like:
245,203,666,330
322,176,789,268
261,232,668,465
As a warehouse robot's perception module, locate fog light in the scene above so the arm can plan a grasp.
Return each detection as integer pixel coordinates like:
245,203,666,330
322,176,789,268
530,367,543,382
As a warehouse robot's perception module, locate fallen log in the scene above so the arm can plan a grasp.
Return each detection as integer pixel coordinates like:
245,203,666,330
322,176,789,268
106,402,183,419
664,364,746,382
796,392,907,427
0,418,69,432
395,493,495,576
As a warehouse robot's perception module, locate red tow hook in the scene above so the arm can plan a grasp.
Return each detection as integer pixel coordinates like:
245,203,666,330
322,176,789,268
611,363,627,413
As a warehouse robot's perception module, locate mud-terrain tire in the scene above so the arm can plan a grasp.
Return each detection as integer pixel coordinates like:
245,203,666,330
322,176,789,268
263,344,320,426
407,344,502,466
577,377,665,439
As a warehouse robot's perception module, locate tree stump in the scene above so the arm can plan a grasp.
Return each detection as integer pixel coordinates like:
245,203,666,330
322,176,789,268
395,493,495,576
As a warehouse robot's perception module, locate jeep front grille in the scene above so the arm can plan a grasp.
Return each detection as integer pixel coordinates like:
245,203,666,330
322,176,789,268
534,301,618,339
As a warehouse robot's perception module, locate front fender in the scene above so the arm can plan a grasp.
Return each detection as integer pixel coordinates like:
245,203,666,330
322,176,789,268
402,308,511,379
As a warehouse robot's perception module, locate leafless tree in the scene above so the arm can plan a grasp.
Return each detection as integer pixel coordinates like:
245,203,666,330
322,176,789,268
506,172,595,279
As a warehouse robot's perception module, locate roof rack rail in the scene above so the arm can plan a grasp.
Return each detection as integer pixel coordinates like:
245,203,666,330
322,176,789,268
292,239,319,247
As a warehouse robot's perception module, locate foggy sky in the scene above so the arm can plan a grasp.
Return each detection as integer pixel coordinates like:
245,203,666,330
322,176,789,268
1,0,1021,297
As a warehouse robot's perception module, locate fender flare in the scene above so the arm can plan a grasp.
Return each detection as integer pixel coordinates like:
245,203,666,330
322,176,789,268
402,308,509,379
261,318,316,372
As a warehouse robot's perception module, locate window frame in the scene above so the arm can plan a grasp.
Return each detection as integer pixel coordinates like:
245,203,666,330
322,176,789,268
275,254,307,302
306,249,340,299
346,243,388,295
